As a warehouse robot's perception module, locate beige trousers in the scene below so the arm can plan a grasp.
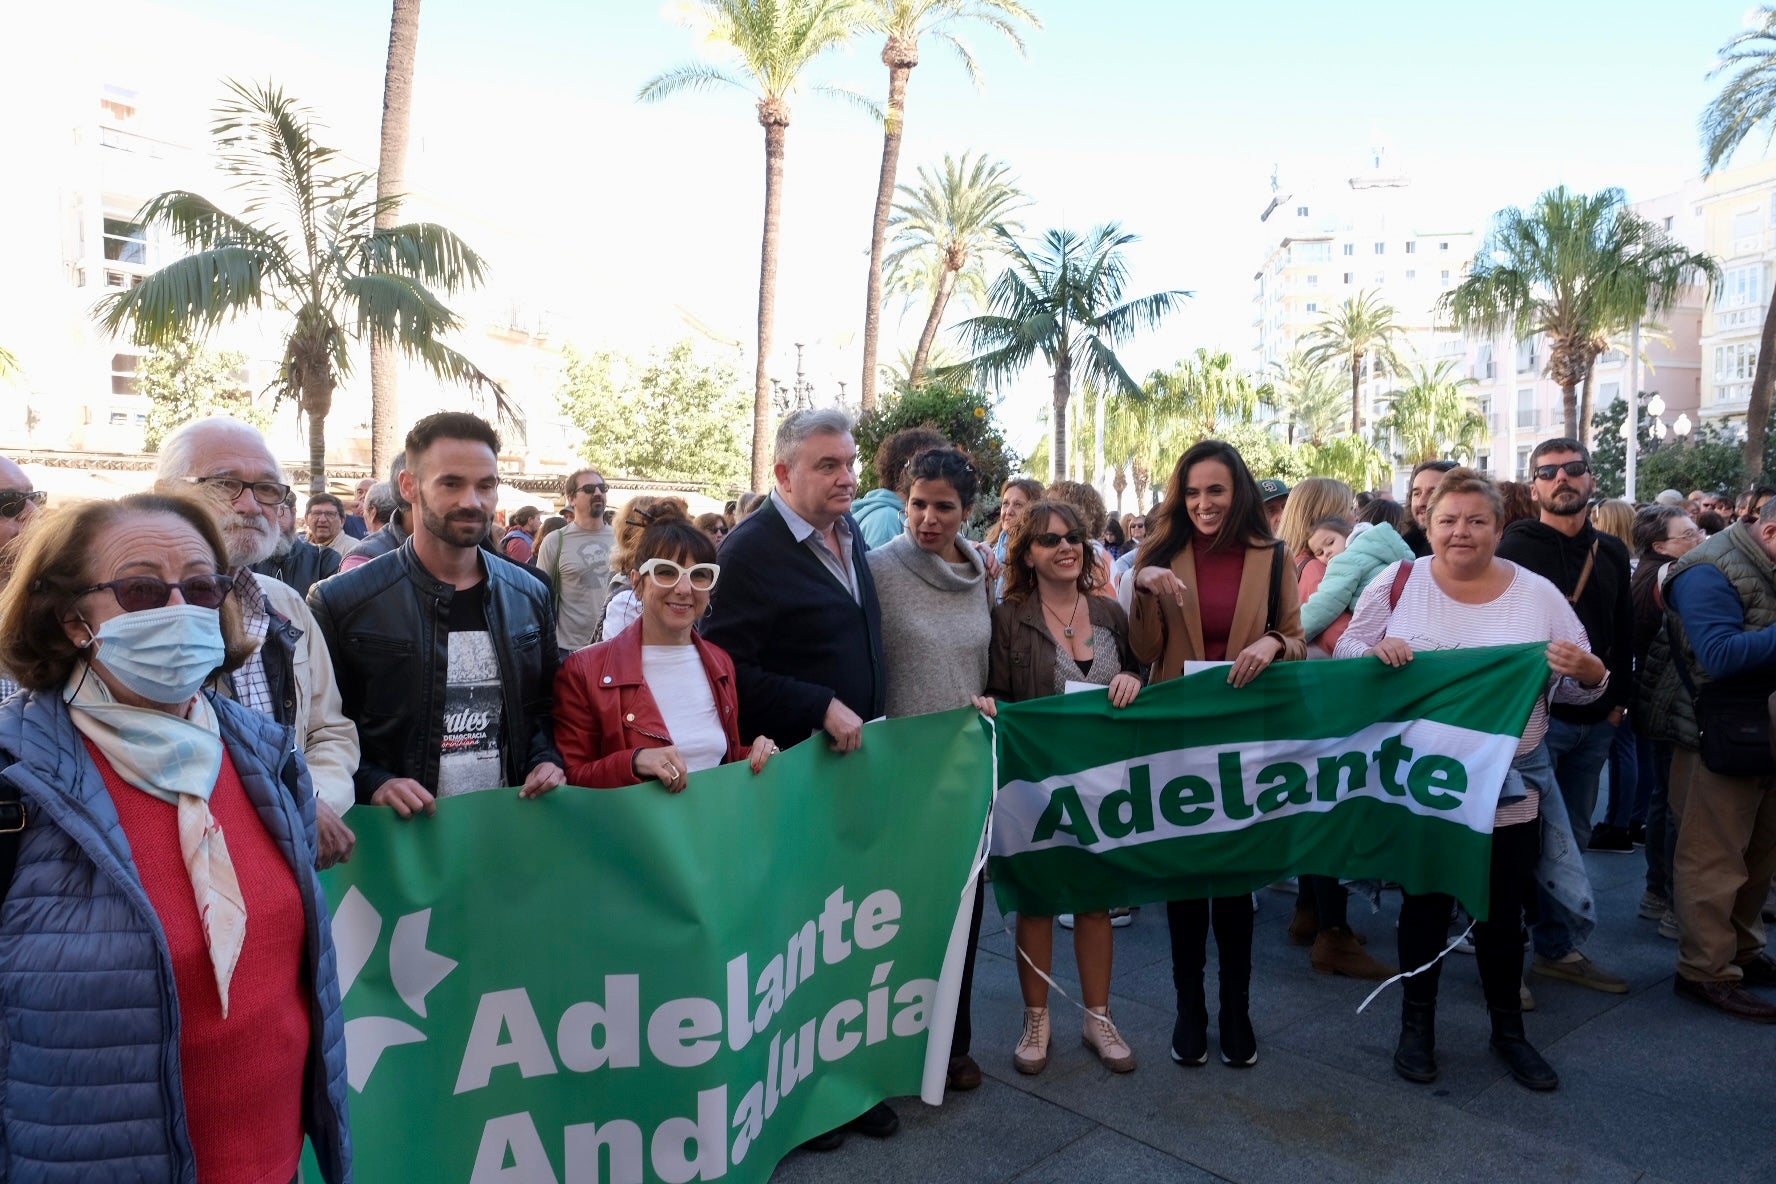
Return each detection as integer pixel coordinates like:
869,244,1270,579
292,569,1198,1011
1670,747,1776,983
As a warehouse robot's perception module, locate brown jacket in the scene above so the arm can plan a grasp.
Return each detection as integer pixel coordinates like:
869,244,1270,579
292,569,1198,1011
987,593,1139,704
1129,539,1306,683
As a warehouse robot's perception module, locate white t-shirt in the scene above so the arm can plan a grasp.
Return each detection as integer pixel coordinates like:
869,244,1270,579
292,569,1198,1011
641,645,728,774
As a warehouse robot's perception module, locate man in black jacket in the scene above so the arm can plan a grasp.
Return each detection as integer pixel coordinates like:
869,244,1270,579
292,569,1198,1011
1497,436,1633,996
254,490,342,595
310,412,564,816
700,408,896,1149
1400,459,1456,558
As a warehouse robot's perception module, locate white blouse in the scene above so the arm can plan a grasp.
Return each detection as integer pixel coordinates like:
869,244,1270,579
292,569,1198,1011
641,645,729,774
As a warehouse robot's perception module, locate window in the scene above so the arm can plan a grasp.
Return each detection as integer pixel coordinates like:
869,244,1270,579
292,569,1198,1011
1296,206,1309,217
1718,264,1764,309
1600,381,1621,407
1343,243,1355,256
1476,453,1490,472
1477,344,1495,380
1305,302,1319,313
1374,272,1385,286
110,352,141,396
1665,216,1675,231
1516,337,1538,373
1516,447,1532,477
1439,241,1450,251
1342,271,1353,284
1732,209,1761,240
103,218,146,265
1440,269,1452,288
1405,269,1416,280
1516,387,1536,428
1306,274,1319,287
1405,241,1417,255
1715,342,1759,383
1373,242,1385,255
1293,241,1332,263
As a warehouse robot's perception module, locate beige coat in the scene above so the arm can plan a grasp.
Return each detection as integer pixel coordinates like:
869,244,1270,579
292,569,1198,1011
1128,539,1307,683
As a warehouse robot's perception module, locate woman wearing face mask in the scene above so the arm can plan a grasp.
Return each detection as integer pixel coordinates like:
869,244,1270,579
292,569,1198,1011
553,518,778,789
1130,440,1308,1070
865,447,996,1091
0,494,351,1183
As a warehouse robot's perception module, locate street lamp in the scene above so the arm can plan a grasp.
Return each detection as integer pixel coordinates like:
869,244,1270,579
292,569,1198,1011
1673,412,1692,441
1647,393,1666,420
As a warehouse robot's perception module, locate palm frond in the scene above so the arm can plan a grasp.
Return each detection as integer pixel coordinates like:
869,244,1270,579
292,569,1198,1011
637,63,750,102
94,247,269,344
812,83,885,121
360,223,490,294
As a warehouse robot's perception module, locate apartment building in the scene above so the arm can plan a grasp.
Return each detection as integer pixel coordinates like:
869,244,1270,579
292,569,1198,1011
1695,155,1776,431
1251,147,1478,432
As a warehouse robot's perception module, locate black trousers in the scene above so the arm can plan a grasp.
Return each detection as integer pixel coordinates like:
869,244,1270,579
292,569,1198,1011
1297,874,1349,929
1165,896,1254,1001
1397,818,1540,1010
950,870,987,1056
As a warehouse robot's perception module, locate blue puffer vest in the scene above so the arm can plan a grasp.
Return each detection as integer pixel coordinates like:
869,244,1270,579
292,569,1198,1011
0,688,351,1183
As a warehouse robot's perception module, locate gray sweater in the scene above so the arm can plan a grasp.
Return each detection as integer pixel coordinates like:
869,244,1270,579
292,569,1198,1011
865,532,993,718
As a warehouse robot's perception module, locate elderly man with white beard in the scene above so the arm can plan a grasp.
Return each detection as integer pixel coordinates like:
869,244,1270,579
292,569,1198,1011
156,417,360,867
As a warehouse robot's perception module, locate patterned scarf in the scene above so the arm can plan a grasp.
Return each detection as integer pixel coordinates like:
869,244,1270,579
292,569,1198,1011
66,670,247,1017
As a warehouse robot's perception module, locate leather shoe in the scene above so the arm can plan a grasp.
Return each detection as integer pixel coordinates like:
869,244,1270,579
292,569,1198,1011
1674,975,1776,1022
1734,953,1776,989
799,1129,845,1152
946,1053,982,1091
846,1101,899,1138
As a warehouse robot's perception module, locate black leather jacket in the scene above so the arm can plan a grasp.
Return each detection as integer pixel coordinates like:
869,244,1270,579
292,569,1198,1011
252,536,342,597
307,541,562,802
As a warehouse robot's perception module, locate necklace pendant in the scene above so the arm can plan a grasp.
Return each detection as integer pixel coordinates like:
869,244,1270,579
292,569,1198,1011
1063,626,1075,638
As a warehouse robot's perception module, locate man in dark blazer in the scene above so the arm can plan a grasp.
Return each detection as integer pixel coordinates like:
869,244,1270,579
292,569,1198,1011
699,408,895,1148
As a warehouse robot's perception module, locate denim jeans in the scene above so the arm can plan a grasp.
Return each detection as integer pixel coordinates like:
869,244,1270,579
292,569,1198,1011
1603,717,1641,829
1533,717,1613,960
1640,733,1677,900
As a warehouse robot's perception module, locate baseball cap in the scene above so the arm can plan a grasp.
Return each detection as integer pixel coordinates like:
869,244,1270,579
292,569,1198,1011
1257,478,1290,502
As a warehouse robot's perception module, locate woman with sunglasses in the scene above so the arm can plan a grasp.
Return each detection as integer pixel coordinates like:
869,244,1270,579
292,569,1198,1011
0,493,351,1183
1129,439,1306,1071
554,517,778,788
988,499,1143,1076
864,448,996,1090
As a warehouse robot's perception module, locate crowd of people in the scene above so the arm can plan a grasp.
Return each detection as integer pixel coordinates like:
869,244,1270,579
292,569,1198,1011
0,410,1771,1178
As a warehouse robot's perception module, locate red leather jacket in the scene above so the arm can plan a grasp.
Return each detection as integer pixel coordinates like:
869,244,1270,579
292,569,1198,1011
553,621,750,787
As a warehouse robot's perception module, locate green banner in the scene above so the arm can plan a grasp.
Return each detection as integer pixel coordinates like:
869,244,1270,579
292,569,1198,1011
318,706,992,1184
988,644,1549,919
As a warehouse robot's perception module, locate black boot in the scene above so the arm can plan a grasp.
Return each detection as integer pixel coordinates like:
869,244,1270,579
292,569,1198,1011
1218,977,1257,1067
1489,1006,1557,1091
1393,999,1438,1083
1171,980,1208,1066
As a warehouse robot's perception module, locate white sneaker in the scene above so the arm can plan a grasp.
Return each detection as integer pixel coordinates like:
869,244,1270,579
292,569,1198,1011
1057,914,1075,929
1658,909,1679,940
1014,1007,1050,1074
1453,931,1476,955
1082,1009,1137,1072
1109,907,1135,928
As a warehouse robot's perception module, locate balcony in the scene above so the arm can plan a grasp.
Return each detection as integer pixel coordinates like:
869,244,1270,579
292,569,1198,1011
1716,306,1762,331
1713,382,1751,405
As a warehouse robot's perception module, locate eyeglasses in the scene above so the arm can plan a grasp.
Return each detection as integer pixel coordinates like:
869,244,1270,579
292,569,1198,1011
1668,527,1706,544
1031,530,1085,548
188,476,292,506
637,557,720,591
575,482,609,497
1531,461,1590,481
0,490,45,519
76,574,236,612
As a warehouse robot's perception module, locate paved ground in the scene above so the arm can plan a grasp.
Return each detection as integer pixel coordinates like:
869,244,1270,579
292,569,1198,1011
772,849,1776,1184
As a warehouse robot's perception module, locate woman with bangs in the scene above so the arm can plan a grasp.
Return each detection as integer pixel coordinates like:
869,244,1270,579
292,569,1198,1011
988,498,1143,1077
1129,439,1306,1071
554,518,779,789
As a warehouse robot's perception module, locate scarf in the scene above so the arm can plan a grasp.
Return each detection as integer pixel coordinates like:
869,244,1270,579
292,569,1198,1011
66,669,247,1017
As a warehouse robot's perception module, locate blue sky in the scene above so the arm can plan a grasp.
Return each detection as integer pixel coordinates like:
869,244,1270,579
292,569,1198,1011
64,0,1761,438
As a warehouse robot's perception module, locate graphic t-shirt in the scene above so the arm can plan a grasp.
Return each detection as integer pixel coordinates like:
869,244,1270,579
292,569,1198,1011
438,582,505,797
535,521,617,651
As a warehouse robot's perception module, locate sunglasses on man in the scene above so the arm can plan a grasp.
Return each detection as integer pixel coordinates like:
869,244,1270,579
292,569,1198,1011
1531,460,1590,481
0,490,46,519
576,482,609,497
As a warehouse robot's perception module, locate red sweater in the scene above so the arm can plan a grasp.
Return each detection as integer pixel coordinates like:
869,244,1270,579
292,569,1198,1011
1194,544,1247,661
91,742,310,1184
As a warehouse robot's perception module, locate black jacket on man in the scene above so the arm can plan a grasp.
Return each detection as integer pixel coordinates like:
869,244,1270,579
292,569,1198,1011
701,495,886,747
1496,518,1633,723
307,540,562,802
253,536,341,597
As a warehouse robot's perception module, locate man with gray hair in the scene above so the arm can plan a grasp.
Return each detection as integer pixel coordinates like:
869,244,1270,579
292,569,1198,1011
342,453,412,572
699,406,893,1148
157,416,360,867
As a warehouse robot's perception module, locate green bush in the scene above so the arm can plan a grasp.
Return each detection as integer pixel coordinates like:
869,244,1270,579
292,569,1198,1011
855,381,1020,502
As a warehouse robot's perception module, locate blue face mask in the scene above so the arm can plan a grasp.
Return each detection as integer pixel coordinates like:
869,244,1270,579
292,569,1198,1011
92,604,227,704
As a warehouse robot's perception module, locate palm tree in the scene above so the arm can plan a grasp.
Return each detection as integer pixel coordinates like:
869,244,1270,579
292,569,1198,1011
956,222,1189,481
641,0,865,491
1375,360,1487,464
856,0,1037,413
0,346,16,379
1266,350,1345,446
1298,290,1404,436
369,0,424,474
1438,186,1718,445
95,81,509,493
883,151,1027,388
1702,5,1776,477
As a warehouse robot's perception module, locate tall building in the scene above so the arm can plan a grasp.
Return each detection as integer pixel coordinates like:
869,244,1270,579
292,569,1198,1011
1695,155,1776,430
1251,146,1478,433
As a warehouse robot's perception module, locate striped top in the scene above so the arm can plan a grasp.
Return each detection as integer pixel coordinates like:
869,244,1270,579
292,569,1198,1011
1336,558,1605,825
